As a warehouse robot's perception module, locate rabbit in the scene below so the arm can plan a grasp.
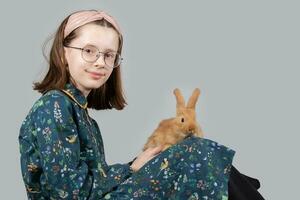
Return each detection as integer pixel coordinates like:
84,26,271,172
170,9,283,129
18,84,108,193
143,88,203,151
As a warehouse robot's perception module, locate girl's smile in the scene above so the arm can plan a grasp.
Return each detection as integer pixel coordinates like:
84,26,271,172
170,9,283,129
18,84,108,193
85,69,106,79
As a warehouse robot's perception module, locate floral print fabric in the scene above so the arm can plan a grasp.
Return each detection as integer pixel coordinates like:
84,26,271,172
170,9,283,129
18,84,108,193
19,83,235,200
106,136,235,200
19,83,132,200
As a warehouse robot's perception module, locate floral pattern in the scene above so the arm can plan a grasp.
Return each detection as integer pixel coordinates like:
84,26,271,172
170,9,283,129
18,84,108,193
19,83,235,200
106,136,235,200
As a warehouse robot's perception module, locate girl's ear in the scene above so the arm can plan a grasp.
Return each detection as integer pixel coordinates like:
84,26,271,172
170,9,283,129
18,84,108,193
186,88,201,109
61,56,67,67
63,47,69,66
63,46,67,58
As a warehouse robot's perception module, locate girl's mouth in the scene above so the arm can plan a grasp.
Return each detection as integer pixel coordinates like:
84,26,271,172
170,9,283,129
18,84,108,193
87,71,105,79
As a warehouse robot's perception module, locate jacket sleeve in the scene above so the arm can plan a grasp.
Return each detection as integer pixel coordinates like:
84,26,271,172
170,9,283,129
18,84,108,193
105,157,137,182
23,93,131,199
89,119,134,192
32,94,92,199
81,118,134,199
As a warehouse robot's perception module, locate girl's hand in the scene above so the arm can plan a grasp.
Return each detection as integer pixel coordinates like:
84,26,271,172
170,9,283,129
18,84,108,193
130,146,162,172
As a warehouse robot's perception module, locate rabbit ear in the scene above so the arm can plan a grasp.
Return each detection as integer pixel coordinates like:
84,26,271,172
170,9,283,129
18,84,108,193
187,88,201,109
174,88,185,110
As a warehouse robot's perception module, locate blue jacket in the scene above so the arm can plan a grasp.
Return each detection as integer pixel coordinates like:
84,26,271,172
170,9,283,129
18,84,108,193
19,83,132,199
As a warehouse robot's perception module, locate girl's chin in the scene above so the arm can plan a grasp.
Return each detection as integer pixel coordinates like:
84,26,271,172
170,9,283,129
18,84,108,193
86,81,105,90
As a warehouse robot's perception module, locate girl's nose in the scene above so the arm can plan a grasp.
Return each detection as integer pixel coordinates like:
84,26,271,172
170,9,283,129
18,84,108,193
93,54,106,68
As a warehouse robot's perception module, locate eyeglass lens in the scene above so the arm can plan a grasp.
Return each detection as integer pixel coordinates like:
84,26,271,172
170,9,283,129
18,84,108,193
81,45,121,67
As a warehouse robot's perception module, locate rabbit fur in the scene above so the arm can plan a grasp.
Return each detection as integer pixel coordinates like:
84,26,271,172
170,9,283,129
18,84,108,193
143,88,203,151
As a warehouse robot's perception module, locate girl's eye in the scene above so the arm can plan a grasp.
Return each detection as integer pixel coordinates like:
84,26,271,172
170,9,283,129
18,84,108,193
84,48,93,54
181,118,185,123
105,53,115,59
83,46,97,55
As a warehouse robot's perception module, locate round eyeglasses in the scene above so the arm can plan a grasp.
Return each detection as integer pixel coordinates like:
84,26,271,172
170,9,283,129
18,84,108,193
64,44,123,68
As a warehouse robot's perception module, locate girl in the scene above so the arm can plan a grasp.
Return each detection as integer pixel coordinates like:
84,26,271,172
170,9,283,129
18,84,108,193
19,9,261,200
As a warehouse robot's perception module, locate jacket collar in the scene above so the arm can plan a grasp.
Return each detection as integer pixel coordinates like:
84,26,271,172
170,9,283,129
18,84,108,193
61,82,88,109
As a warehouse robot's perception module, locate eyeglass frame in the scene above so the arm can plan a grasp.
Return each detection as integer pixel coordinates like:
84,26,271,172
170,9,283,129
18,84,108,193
63,44,123,68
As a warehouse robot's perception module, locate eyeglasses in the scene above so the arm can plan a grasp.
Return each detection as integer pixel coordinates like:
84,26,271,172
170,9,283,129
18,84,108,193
64,44,123,68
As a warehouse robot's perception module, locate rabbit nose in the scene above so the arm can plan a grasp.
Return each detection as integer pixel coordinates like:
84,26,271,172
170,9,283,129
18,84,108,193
188,125,196,133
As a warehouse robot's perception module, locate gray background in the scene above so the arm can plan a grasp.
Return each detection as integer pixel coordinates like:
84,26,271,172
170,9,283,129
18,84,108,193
1,0,299,199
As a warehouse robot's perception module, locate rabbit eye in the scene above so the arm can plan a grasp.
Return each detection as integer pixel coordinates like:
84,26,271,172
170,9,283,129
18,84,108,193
181,118,184,123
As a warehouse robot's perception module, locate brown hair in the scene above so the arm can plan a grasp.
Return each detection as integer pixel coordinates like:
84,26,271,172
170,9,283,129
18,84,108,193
34,13,127,110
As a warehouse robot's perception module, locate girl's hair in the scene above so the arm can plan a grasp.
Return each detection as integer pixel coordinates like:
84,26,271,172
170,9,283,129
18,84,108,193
34,13,127,110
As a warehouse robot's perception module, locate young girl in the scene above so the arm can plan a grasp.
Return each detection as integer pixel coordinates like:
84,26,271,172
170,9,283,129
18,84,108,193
18,9,243,200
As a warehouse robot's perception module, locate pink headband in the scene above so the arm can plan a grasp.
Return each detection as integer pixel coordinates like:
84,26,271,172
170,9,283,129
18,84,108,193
64,10,122,38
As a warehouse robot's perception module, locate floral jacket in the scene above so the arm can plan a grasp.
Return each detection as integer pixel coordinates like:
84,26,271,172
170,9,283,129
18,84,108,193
19,83,132,200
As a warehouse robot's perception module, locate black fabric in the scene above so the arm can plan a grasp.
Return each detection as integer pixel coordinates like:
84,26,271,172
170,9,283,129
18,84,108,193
228,165,265,200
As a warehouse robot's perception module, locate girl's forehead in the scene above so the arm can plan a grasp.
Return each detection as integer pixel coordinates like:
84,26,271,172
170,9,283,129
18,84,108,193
73,24,119,51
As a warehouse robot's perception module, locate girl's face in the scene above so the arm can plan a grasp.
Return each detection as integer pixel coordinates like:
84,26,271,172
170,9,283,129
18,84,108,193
64,23,119,97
